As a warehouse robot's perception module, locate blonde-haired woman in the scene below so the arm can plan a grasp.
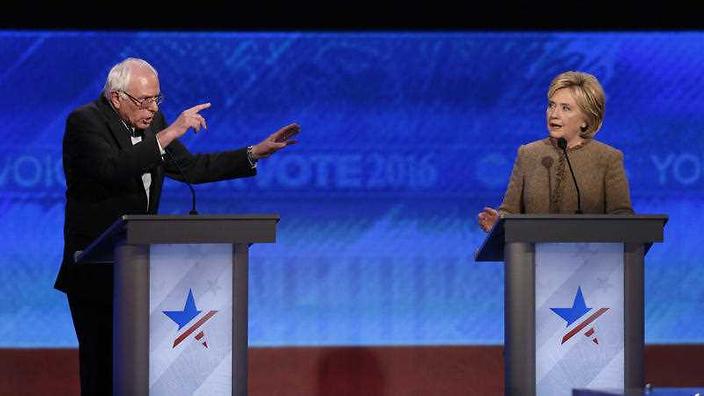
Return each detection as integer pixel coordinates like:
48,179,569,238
478,71,634,232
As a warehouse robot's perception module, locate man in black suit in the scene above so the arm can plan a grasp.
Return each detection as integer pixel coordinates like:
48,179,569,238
54,57,300,394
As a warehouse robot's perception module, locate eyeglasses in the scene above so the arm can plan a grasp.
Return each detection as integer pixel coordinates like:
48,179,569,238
120,90,164,109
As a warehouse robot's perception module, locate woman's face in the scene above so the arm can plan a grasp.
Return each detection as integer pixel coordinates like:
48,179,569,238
546,88,588,144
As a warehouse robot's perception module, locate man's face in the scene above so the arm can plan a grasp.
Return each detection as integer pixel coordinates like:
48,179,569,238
110,67,161,129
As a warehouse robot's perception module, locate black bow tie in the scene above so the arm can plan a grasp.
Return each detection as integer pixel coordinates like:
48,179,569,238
119,119,144,139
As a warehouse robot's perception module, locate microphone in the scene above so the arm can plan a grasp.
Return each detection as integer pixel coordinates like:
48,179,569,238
164,148,198,215
557,137,583,214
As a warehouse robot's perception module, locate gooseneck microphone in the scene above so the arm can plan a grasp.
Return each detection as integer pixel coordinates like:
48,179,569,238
164,148,199,215
557,137,583,214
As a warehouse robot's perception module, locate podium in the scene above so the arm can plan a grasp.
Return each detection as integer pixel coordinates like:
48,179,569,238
475,214,667,396
76,214,279,396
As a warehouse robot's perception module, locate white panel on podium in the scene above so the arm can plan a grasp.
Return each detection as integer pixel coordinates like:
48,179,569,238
148,243,233,395
535,243,624,395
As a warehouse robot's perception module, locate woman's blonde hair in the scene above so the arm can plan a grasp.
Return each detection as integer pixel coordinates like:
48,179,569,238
547,71,605,138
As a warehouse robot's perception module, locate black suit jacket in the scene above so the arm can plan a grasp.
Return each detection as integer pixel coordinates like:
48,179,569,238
54,96,256,299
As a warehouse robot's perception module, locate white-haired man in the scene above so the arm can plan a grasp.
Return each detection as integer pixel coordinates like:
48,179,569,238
54,57,299,394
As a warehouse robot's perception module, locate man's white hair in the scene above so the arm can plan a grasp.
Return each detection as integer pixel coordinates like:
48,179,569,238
102,58,158,100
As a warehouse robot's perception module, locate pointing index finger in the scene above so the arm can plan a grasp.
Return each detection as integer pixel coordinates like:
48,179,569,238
188,102,212,114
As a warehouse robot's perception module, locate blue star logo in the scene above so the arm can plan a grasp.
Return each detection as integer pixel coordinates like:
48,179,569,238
163,289,201,330
550,286,592,327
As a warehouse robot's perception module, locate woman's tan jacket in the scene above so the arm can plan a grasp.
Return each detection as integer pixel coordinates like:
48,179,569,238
498,138,634,215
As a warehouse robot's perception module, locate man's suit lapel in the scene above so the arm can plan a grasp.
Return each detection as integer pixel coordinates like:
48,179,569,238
97,96,133,151
97,96,161,212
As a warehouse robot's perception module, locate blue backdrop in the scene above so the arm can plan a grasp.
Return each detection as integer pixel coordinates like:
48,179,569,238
0,31,702,347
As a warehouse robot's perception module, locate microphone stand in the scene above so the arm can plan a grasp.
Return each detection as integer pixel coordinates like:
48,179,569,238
165,148,199,215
